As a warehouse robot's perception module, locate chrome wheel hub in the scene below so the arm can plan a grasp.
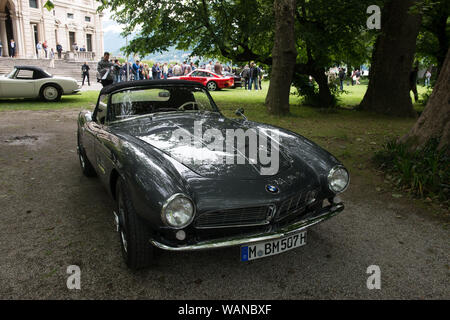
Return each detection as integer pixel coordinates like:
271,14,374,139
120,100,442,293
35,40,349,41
44,86,58,100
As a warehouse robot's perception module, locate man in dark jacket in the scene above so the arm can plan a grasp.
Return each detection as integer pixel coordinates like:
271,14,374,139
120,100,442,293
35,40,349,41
248,62,259,91
56,43,63,59
97,52,114,87
338,68,345,91
241,65,250,90
81,62,90,86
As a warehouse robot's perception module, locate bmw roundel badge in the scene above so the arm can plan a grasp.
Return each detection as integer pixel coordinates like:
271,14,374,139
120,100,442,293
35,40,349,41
266,185,279,194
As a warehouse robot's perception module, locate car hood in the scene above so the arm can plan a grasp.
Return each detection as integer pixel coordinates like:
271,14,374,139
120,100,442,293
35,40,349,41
111,112,297,180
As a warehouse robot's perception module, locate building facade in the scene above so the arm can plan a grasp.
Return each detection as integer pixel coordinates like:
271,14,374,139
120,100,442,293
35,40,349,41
0,0,103,59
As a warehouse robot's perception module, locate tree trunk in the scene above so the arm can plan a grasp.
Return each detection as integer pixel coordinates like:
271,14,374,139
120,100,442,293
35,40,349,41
434,11,449,78
265,0,297,115
312,68,334,107
400,48,450,153
359,0,422,117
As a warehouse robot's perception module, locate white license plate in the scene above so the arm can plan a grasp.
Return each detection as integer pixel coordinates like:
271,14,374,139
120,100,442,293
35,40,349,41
241,231,307,261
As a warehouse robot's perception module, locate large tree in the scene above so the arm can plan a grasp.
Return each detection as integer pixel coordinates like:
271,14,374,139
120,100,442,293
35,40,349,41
99,0,373,110
416,0,450,77
400,48,450,153
265,0,297,115
359,0,422,117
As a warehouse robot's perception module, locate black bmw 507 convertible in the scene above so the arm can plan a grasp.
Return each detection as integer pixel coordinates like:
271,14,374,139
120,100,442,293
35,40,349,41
77,80,349,269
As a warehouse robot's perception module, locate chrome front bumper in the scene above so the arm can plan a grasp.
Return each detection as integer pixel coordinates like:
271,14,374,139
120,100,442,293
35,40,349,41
150,202,344,251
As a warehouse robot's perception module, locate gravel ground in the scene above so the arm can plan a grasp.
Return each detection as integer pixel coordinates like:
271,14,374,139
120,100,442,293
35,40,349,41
0,109,448,299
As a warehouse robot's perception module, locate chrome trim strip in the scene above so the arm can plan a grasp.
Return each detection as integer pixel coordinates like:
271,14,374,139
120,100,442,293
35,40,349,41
194,220,271,230
150,203,344,251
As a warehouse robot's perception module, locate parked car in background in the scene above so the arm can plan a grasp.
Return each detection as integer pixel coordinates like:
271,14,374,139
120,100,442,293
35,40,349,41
77,79,349,269
0,66,80,102
223,71,243,88
170,69,234,91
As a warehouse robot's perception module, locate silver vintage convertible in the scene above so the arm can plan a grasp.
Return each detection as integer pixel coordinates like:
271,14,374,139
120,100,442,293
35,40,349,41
0,66,80,102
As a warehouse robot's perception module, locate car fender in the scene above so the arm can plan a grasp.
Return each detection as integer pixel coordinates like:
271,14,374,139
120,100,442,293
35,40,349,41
111,135,194,228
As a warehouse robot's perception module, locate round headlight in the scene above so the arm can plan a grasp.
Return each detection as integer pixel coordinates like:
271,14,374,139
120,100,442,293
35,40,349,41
161,194,195,229
327,166,349,193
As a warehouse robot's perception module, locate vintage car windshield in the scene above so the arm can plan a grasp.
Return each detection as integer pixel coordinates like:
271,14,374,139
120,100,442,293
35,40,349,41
109,86,219,122
42,70,53,77
6,69,17,78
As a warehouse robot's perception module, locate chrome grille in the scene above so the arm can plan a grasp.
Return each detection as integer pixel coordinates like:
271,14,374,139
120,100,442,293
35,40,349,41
195,206,271,229
275,192,306,221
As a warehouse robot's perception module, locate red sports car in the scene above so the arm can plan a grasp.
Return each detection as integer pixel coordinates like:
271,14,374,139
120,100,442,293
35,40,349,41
170,69,234,91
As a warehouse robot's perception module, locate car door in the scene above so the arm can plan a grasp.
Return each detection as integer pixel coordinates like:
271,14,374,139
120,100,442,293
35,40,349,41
1,69,36,98
92,95,119,188
192,71,208,85
94,124,117,188
204,71,218,86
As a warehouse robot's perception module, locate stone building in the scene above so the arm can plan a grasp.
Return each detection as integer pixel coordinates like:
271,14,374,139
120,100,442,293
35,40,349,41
0,0,104,60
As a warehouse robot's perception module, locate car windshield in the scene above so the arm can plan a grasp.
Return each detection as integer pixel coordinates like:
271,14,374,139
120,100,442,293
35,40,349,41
6,69,17,78
109,86,219,123
42,70,53,77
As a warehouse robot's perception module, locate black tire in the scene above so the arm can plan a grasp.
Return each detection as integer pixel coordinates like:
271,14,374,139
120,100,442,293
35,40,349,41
116,178,154,269
39,84,62,102
77,131,96,177
206,81,218,91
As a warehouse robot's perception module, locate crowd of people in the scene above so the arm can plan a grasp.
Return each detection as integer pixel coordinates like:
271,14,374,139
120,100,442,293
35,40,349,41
94,52,265,90
335,67,362,91
240,62,264,90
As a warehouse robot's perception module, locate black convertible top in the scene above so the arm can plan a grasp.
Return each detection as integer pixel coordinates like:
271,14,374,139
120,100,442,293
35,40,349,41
99,79,205,95
14,65,51,79
15,65,46,72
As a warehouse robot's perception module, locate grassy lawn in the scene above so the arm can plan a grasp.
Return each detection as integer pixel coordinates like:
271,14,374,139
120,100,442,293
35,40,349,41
209,81,429,188
0,81,429,188
0,91,99,111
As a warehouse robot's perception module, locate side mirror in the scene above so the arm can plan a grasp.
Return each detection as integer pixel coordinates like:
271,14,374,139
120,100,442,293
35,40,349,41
235,107,244,115
235,108,247,121
85,111,93,122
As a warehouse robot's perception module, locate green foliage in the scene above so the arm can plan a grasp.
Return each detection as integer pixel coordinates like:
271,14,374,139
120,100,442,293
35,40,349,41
373,138,450,200
415,0,450,71
98,0,274,63
43,1,54,11
291,74,341,108
419,86,433,106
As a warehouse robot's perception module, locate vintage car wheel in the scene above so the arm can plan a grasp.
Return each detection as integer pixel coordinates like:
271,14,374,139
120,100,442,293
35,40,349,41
116,178,154,269
77,132,97,177
206,81,218,91
40,84,62,102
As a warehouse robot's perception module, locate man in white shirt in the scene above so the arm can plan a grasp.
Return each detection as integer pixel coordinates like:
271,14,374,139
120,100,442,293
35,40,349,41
173,63,182,76
205,61,213,72
36,42,42,59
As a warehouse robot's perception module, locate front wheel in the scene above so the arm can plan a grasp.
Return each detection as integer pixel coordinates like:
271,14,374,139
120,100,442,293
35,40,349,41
40,84,62,102
115,178,154,269
206,81,218,91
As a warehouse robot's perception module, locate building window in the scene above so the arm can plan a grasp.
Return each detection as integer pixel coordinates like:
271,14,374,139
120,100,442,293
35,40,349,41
85,16,91,22
86,34,92,52
29,0,38,8
69,32,76,49
67,13,74,19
